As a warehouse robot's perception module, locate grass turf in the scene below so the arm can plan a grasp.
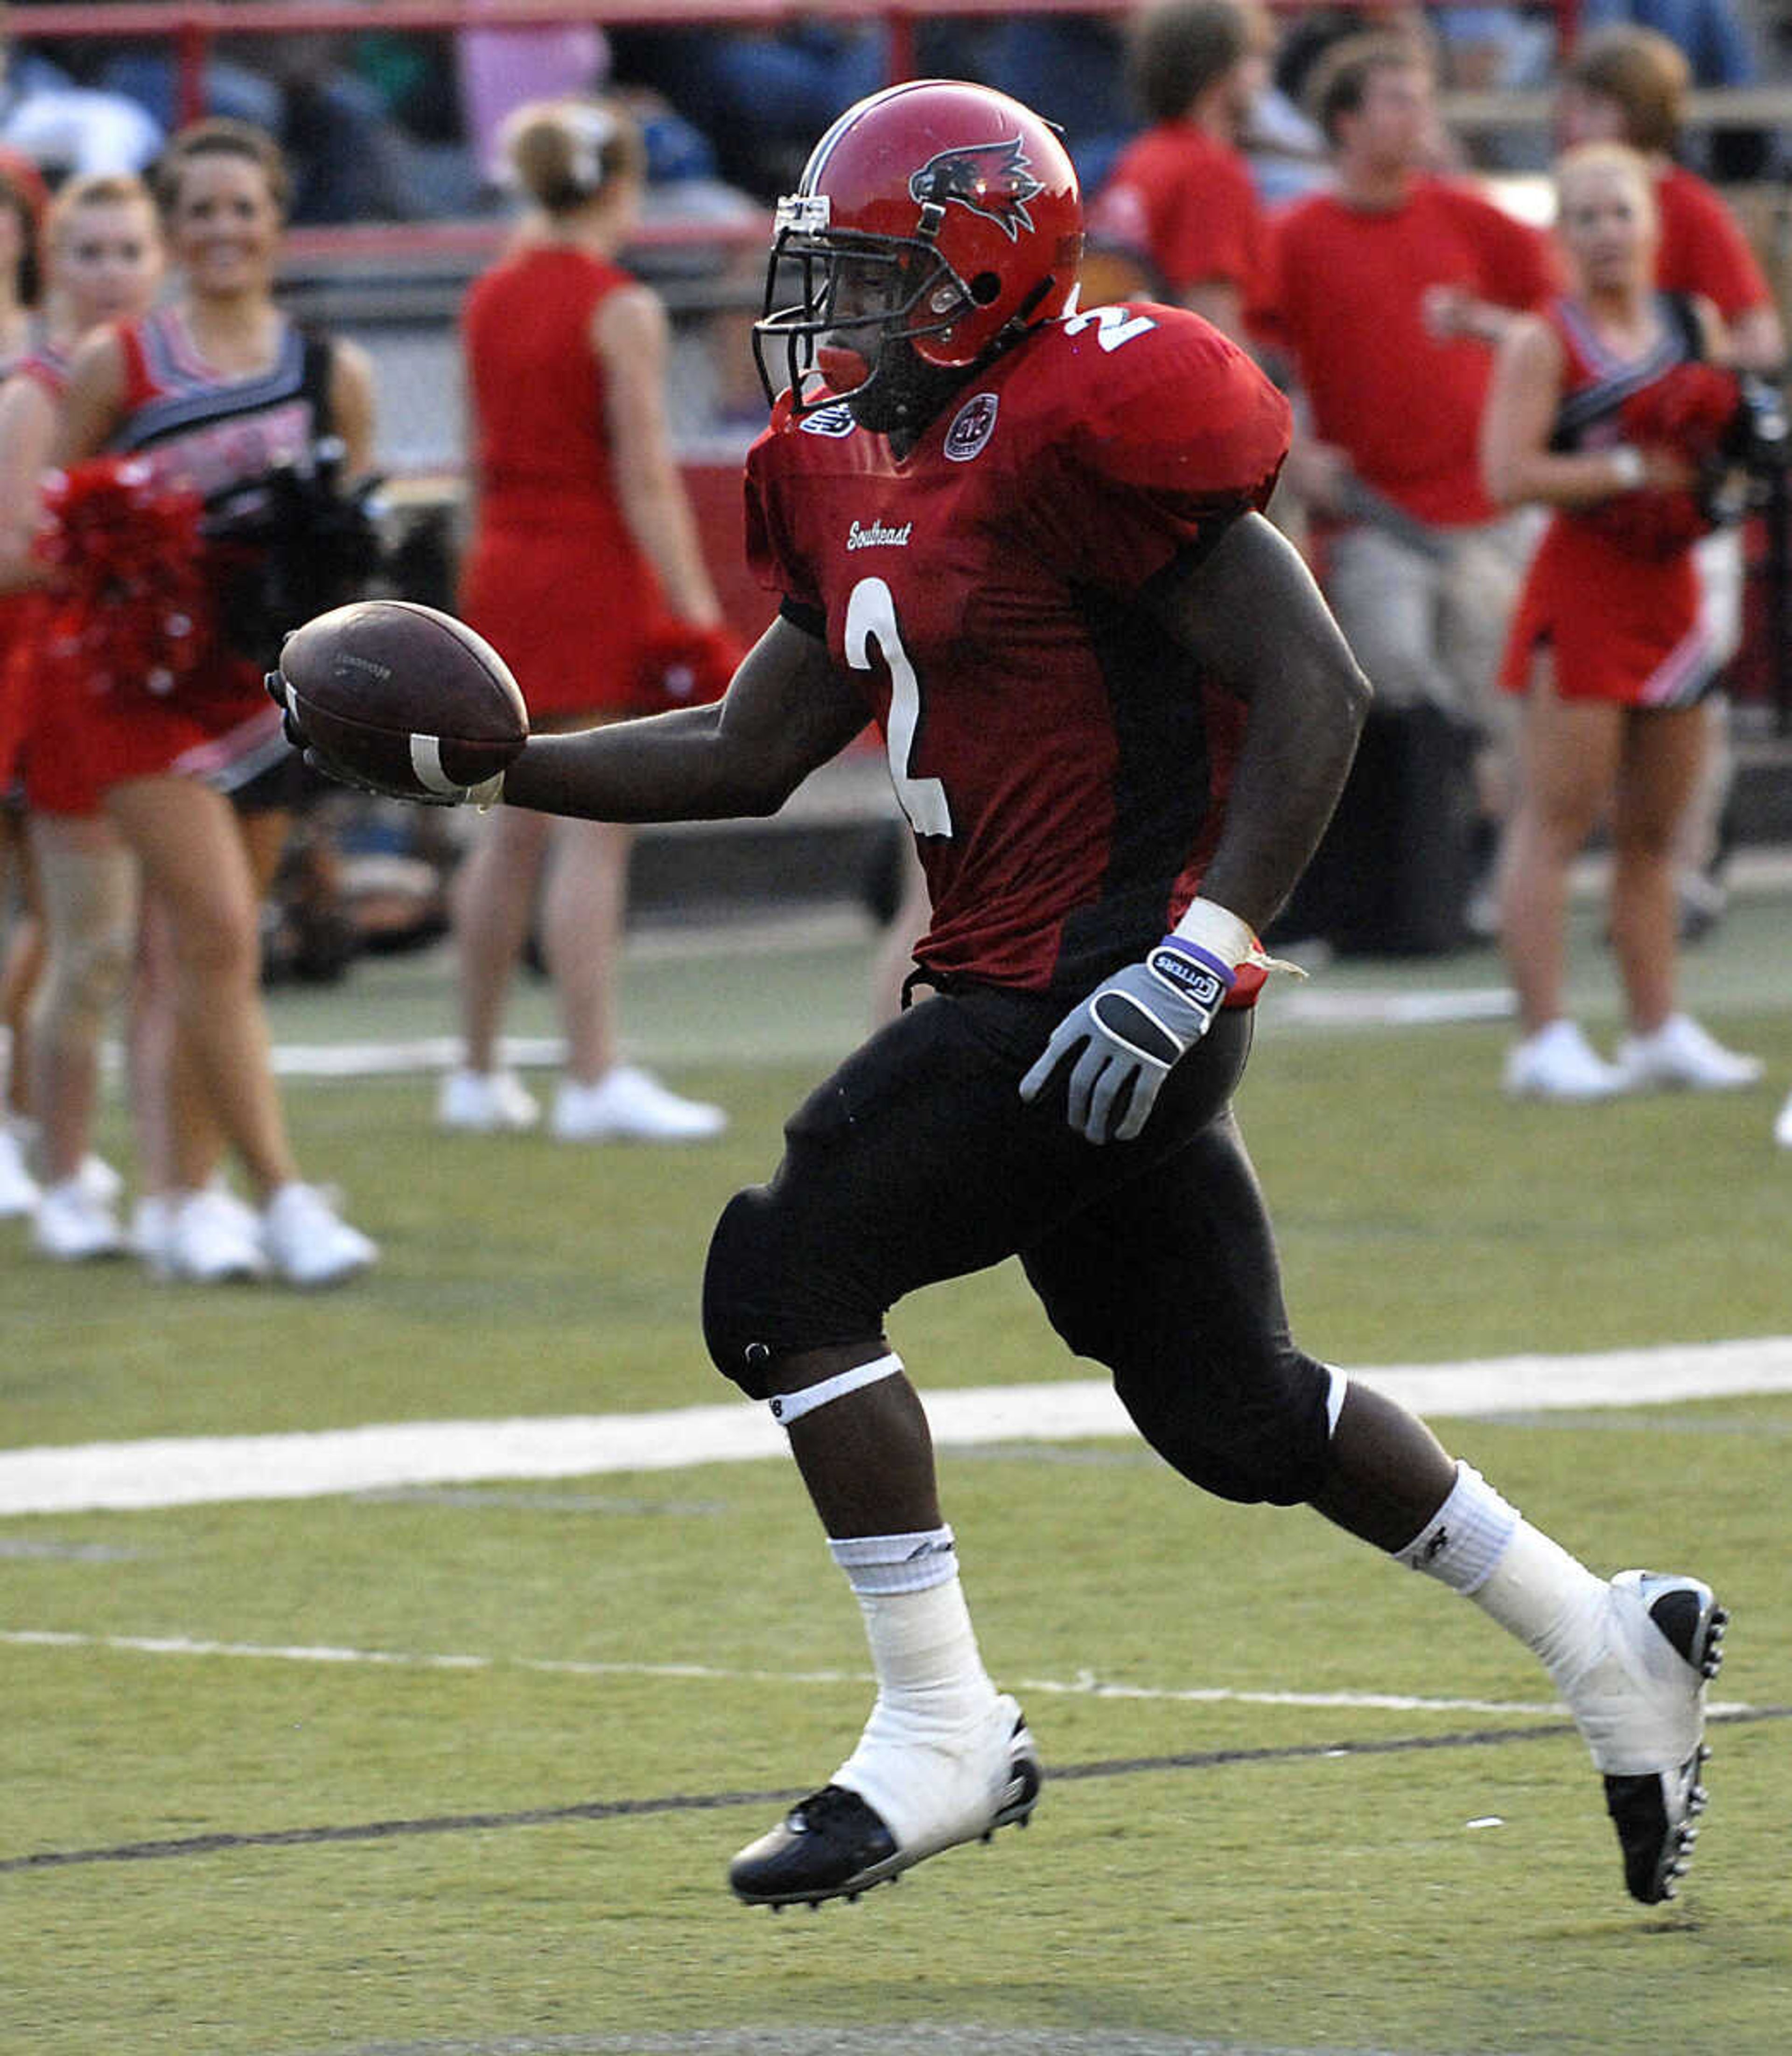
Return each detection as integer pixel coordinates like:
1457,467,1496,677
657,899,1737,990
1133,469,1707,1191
2,917,1791,2054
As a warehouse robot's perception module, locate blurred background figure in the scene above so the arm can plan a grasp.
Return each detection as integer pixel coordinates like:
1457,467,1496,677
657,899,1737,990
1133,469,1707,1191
0,153,47,1219
0,170,161,1260
442,96,735,1144
0,7,162,182
1482,142,1763,1099
455,17,609,188
52,119,381,1282
1577,0,1767,177
1252,33,1560,954
1558,24,1785,944
606,21,893,199
1087,0,1277,347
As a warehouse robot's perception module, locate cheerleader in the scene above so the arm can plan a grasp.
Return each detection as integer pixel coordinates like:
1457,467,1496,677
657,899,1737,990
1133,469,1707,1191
54,120,377,1284
443,97,735,1143
1483,144,1763,1101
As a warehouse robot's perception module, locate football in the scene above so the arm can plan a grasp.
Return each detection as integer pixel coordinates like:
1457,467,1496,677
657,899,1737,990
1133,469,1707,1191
277,599,528,798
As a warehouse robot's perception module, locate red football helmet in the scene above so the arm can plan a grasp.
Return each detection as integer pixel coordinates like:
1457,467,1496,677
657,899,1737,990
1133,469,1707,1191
755,79,1084,420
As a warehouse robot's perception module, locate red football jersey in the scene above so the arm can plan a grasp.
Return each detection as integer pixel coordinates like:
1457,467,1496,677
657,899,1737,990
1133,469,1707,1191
746,305,1290,993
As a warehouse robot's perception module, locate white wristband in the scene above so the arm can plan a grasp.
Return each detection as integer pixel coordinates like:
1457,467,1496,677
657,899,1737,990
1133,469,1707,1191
1608,444,1645,490
1170,896,1253,971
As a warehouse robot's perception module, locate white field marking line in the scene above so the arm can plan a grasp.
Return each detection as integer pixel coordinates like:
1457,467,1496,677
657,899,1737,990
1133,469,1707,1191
19,1627,1764,1726
3,1336,1792,1516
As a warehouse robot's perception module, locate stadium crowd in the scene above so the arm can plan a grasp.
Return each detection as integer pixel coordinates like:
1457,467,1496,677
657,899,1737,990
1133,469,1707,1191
0,0,1788,1283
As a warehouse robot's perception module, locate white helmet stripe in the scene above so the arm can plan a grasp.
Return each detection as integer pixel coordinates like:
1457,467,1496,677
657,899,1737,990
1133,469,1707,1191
798,105,860,195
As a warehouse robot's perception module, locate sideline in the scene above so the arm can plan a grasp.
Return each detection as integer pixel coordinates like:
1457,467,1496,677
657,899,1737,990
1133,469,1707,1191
2,1335,1789,1516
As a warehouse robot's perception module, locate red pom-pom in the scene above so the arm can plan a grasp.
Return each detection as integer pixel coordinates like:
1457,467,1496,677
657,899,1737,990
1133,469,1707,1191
1589,361,1744,557
36,457,215,696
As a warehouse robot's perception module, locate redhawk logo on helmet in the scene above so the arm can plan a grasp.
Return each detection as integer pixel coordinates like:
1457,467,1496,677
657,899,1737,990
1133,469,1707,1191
907,137,1045,242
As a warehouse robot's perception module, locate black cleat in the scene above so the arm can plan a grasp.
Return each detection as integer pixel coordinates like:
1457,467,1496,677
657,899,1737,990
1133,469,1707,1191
1589,1572,1728,1906
730,1701,1040,1909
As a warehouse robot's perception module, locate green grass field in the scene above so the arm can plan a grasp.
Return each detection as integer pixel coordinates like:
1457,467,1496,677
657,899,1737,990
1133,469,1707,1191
3,889,1791,2056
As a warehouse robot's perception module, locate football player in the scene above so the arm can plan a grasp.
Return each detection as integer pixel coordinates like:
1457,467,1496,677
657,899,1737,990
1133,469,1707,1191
281,80,1726,1913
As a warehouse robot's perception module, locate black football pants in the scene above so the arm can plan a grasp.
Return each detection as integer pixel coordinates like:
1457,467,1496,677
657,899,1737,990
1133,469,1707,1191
702,983,1335,1505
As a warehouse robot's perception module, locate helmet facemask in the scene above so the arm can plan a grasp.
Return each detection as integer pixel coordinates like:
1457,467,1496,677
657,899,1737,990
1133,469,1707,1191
755,197,991,431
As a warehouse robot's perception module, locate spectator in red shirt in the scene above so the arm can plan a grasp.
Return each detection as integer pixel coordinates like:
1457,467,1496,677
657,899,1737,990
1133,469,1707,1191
1087,0,1276,347
1255,34,1561,841
1559,23,1784,938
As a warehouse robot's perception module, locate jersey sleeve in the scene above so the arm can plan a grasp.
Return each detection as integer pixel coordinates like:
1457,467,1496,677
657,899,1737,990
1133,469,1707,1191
742,406,825,616
1012,309,1291,592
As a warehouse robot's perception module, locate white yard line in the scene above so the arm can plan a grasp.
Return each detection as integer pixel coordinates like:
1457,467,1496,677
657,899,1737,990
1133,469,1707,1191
1,1336,1790,1516
18,1626,1764,1724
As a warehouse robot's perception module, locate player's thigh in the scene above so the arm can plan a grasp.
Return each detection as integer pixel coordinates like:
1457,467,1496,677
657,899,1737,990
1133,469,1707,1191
1022,1108,1331,1502
1022,1105,1294,1374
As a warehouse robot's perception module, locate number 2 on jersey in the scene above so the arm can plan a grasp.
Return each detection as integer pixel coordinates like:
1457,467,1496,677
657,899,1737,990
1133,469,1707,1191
846,576,953,839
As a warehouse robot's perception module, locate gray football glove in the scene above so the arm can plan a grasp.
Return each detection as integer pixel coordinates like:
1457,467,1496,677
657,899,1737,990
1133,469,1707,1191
1019,938,1234,1144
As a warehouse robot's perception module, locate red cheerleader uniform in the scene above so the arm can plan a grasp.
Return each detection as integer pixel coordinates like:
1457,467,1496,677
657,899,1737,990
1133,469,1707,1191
42,307,335,812
457,243,684,720
0,335,52,799
1500,293,1740,707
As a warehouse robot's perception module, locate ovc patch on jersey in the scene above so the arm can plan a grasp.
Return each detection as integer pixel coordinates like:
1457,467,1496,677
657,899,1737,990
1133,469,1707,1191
945,392,1000,463
800,401,857,438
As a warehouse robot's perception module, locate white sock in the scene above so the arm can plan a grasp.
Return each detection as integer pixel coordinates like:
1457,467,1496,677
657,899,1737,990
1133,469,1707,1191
827,1529,1001,1839
1396,1462,1608,1689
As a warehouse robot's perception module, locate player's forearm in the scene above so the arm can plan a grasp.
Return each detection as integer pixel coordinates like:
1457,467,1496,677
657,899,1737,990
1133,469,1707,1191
1148,514,1371,931
1197,652,1369,932
501,704,791,823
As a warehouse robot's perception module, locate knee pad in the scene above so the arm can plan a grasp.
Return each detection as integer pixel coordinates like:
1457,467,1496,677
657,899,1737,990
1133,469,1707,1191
1114,1345,1334,1506
34,919,135,1049
701,1185,797,1397
701,1183,887,1397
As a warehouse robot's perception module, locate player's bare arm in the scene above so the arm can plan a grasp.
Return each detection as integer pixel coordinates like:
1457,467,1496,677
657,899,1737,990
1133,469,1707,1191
500,614,867,824
1022,512,1371,1146
1144,511,1371,933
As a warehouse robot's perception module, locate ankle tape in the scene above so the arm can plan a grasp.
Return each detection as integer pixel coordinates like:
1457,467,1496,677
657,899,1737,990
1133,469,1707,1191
768,1352,903,1428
